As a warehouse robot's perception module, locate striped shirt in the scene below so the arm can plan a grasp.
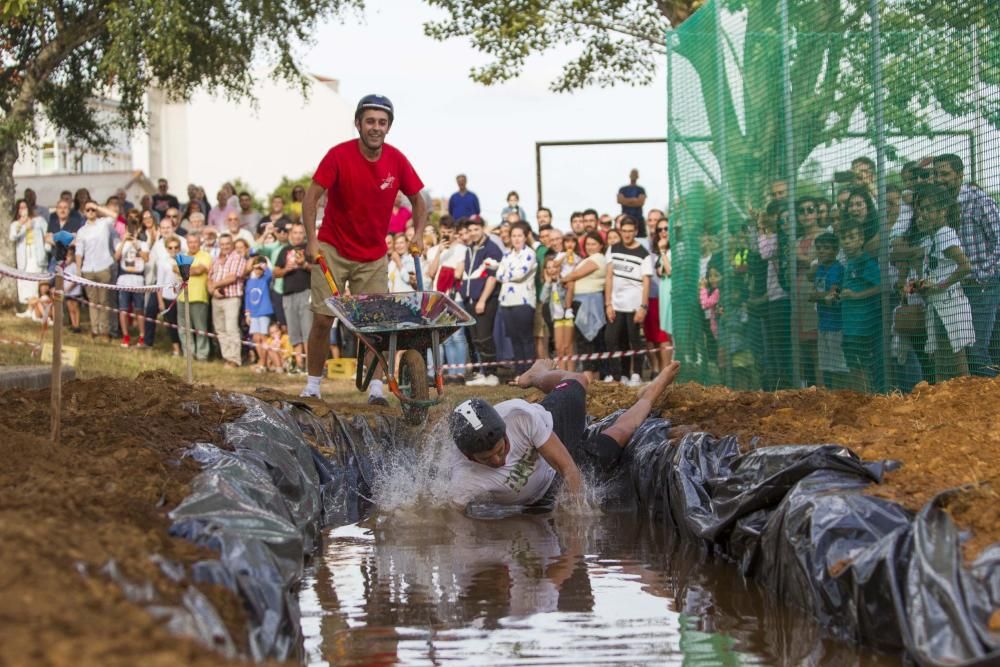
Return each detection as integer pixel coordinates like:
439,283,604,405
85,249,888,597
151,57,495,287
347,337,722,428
957,184,1000,283
209,250,247,298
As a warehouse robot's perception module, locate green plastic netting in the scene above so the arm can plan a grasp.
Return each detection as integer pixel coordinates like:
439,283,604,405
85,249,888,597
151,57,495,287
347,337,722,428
665,0,1000,392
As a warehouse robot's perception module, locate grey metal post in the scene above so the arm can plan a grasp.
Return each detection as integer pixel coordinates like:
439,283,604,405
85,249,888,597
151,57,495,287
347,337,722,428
716,4,733,387
870,0,891,393
780,0,801,389
183,285,193,384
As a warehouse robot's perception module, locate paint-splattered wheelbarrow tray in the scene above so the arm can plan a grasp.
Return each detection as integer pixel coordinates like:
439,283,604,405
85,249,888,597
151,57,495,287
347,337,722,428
326,291,474,424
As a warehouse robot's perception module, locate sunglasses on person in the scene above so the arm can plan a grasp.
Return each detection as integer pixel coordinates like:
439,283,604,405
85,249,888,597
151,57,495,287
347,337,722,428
914,168,932,181
798,205,816,214
167,245,181,251
656,225,669,233
85,207,97,214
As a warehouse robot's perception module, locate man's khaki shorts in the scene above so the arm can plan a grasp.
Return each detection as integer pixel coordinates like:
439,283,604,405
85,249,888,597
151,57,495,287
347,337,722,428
310,242,389,316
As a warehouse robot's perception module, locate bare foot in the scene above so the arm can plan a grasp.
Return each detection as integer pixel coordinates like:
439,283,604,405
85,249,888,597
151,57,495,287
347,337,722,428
516,358,556,389
637,361,681,403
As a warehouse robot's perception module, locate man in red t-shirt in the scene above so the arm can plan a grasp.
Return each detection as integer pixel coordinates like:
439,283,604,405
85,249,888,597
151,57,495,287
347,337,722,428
301,94,427,401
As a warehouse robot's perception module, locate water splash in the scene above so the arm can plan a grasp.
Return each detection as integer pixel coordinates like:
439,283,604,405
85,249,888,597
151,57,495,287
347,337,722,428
365,414,610,520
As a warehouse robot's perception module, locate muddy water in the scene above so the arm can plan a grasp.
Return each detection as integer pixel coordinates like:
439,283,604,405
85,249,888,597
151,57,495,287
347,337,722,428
299,511,901,666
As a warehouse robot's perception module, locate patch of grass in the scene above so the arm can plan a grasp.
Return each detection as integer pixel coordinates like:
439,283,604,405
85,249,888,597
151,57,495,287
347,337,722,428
0,311,523,408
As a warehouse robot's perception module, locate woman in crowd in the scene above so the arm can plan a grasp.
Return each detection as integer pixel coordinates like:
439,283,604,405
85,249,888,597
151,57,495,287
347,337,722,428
605,228,623,249
844,186,879,254
388,192,412,236
795,196,822,386
9,198,48,315
157,238,184,356
649,216,673,370
496,221,537,375
561,231,608,381
138,209,158,245
288,185,306,223
388,233,416,292
75,201,117,341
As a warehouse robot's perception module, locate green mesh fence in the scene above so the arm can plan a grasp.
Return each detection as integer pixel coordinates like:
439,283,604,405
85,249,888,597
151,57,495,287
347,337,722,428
665,0,1000,393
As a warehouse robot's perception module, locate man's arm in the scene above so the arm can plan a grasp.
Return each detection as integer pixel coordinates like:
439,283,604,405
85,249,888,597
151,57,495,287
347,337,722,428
302,180,325,260
408,192,427,253
537,433,583,496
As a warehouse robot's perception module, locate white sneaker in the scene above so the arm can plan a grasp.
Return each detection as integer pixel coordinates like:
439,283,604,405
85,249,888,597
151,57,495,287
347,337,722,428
484,374,499,387
628,373,642,387
15,309,32,319
299,387,321,399
467,373,489,386
368,380,389,406
602,375,614,383
619,376,629,385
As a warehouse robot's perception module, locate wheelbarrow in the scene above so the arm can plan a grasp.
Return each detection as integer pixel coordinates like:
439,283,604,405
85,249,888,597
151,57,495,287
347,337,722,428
324,288,474,424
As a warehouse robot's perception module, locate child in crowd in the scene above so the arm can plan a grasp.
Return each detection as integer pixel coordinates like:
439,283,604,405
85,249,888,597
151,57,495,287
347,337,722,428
267,321,291,372
540,254,575,370
556,234,579,306
244,255,275,373
699,265,722,364
63,245,82,333
27,282,54,324
838,222,883,392
808,232,849,388
914,183,974,380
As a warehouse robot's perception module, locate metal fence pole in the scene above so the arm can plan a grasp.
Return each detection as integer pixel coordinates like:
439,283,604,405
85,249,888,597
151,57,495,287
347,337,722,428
780,0,801,389
870,0,891,393
715,4,733,387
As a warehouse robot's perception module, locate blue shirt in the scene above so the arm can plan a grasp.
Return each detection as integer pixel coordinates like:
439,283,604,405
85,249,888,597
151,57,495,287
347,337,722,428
841,253,880,337
245,267,274,318
448,190,481,219
618,184,646,235
814,261,844,332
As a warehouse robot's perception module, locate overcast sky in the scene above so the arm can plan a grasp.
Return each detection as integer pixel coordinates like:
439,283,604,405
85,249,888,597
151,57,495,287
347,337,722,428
302,1,669,230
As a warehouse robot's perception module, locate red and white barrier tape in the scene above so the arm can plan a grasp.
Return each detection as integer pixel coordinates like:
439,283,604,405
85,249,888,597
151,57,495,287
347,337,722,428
0,262,174,293
439,345,668,370
0,336,42,351
71,294,289,355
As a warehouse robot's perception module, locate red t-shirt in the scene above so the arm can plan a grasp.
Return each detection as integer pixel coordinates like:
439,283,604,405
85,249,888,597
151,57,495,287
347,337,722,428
313,140,424,262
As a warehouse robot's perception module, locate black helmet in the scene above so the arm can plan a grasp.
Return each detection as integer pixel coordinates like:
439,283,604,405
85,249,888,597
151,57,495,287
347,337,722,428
355,94,394,124
449,399,506,456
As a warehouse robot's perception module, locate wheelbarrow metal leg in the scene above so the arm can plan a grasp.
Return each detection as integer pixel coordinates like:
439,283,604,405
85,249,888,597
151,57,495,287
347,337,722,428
431,329,444,395
387,332,400,396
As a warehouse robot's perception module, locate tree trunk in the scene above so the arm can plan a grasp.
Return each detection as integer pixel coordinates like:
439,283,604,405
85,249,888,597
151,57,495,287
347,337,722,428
0,134,18,307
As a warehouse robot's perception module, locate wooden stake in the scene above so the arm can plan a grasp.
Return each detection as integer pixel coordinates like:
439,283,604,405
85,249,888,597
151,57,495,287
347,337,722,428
183,284,193,384
50,270,63,445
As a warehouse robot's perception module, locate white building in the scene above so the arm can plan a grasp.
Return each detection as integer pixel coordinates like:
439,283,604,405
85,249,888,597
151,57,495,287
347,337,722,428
15,71,355,208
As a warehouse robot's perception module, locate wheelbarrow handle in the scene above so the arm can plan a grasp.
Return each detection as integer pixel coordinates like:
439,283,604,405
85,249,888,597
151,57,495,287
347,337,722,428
314,254,340,296
412,254,424,291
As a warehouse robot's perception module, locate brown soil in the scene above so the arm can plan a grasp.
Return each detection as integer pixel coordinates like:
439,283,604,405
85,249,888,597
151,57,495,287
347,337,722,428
581,377,1000,561
0,370,254,667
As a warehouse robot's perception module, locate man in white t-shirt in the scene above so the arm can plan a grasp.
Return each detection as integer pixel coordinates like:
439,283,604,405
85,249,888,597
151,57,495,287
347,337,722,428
604,216,653,386
447,358,681,511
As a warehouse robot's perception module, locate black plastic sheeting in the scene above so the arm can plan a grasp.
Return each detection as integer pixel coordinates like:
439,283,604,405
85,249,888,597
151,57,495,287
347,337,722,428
581,410,1000,667
163,395,388,662
151,392,998,666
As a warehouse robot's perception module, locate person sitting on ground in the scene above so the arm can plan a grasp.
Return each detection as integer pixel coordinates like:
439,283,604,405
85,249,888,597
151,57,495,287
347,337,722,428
446,359,682,511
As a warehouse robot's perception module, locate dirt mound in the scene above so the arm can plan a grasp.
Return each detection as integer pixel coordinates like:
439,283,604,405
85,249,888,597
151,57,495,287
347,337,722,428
0,370,251,667
583,377,1000,560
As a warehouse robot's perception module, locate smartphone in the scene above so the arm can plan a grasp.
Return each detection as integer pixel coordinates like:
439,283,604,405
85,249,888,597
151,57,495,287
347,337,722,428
833,170,856,184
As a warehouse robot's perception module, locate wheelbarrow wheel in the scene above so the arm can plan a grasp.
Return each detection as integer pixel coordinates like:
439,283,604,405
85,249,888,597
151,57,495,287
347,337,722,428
398,348,429,425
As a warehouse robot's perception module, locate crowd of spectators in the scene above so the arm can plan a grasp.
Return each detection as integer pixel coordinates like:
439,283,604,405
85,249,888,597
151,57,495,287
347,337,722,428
681,153,1000,392
11,157,995,395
